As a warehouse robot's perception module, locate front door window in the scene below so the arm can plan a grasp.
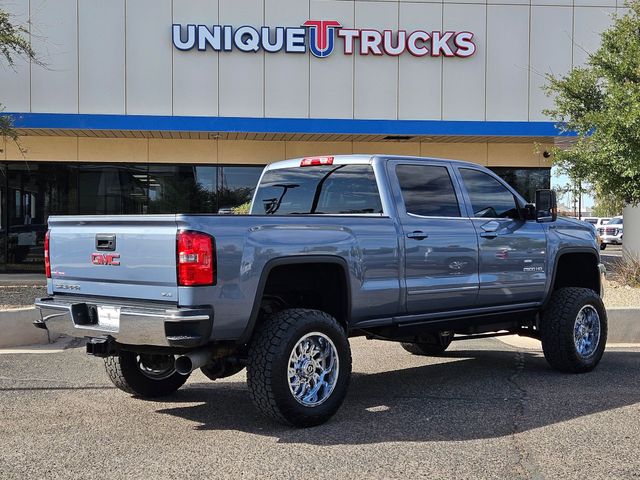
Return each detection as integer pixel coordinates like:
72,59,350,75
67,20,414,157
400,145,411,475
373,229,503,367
459,168,520,219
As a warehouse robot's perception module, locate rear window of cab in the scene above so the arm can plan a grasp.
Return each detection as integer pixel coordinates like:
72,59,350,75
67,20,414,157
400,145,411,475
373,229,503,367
252,164,383,215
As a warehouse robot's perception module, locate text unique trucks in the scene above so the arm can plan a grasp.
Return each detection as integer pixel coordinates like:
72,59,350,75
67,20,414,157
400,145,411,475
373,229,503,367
36,155,607,426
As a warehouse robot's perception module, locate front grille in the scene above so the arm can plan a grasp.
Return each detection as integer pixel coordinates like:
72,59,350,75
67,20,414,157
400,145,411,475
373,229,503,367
605,228,619,235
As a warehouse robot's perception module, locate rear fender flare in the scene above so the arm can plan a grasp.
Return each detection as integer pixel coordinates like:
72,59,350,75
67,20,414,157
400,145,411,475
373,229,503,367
237,255,352,344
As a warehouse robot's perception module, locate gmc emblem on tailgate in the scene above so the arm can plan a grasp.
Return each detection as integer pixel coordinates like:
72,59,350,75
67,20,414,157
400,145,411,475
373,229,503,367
91,253,121,266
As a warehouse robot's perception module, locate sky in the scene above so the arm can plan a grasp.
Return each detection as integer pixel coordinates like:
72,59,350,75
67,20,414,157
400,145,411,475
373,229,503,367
551,169,595,211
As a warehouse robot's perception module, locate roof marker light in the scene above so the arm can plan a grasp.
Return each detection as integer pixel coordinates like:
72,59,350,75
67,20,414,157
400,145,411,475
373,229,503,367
300,156,334,167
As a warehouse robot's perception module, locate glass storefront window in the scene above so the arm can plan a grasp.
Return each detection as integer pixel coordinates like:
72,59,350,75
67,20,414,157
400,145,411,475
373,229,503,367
78,164,147,215
490,168,551,203
0,162,267,271
5,162,79,271
148,165,218,214
217,166,264,213
0,164,6,268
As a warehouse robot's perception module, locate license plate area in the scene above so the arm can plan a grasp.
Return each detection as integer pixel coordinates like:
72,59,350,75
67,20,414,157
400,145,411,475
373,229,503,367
97,305,121,331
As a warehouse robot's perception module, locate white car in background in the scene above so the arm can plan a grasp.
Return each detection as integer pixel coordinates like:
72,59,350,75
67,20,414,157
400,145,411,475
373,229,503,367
584,217,610,229
599,216,623,250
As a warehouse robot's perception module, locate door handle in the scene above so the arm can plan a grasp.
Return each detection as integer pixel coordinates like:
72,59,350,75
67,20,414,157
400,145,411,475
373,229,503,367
407,231,429,240
481,220,500,233
480,232,498,239
480,220,500,239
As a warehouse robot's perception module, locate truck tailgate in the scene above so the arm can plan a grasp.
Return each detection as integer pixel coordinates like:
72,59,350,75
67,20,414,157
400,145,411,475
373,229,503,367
48,215,178,302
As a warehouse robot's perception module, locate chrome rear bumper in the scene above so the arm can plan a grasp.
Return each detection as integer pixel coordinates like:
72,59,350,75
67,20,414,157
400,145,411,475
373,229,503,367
35,297,213,348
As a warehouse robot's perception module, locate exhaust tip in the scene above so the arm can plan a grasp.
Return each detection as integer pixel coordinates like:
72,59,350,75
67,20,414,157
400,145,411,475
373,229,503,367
175,356,193,376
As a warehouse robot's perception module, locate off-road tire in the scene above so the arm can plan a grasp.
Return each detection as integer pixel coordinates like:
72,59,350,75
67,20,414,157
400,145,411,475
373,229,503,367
246,308,352,427
401,332,454,356
540,287,607,373
104,351,189,397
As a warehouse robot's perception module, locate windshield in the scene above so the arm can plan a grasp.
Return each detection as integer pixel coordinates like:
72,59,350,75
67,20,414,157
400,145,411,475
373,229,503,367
608,218,623,225
251,164,383,215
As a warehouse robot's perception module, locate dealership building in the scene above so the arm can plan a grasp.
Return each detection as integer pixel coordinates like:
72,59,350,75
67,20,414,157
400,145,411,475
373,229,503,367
0,0,625,271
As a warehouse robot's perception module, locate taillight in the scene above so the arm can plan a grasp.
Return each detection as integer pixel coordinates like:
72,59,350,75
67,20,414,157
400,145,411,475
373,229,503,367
176,231,216,286
44,230,51,278
300,156,334,167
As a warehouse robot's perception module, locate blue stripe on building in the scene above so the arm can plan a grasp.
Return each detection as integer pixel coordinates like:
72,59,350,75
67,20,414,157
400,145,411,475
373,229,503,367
7,112,571,137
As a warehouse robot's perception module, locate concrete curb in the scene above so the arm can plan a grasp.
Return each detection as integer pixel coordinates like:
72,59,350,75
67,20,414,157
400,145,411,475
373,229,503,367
607,308,640,343
0,307,50,348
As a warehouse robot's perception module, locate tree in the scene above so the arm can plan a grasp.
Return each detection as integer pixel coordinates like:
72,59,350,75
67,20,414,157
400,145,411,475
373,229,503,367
555,180,590,217
1,8,37,142
592,186,625,217
544,1,640,206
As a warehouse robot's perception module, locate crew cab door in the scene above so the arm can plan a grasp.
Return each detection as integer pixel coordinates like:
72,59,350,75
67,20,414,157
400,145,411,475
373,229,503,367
389,161,479,314
454,166,547,307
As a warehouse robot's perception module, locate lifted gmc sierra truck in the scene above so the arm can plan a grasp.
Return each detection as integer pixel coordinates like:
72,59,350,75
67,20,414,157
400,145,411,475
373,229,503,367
36,155,607,427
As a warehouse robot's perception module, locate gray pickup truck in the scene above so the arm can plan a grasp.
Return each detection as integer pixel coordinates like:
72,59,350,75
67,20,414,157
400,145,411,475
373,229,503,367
36,155,607,426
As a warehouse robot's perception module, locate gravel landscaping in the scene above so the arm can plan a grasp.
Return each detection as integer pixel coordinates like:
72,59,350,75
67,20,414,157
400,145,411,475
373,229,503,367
602,278,640,308
0,286,47,310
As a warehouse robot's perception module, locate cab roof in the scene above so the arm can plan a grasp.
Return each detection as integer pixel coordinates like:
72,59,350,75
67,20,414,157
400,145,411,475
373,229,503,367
264,154,484,171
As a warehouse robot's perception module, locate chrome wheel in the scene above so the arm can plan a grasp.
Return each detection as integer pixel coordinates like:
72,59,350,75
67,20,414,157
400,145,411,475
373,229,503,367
288,332,339,407
136,354,176,381
573,305,601,359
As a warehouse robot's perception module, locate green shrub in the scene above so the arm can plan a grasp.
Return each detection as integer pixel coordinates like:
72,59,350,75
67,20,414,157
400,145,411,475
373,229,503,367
232,202,251,215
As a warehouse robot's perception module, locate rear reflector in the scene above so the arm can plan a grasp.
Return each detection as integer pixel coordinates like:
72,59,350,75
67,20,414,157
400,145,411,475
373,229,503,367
44,230,51,278
177,231,216,286
300,156,334,167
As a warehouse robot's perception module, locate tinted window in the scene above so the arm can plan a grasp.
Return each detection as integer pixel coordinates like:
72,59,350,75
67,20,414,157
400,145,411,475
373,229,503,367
609,218,623,225
78,164,147,215
218,166,264,212
148,165,217,214
460,168,519,219
490,167,550,202
396,165,460,217
252,164,382,215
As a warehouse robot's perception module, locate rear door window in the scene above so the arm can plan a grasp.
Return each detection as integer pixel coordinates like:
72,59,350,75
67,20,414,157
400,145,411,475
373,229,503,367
395,165,460,217
252,164,383,215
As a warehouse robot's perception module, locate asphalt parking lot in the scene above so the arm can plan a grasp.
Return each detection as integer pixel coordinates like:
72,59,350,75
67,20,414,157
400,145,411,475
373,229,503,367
1,337,638,480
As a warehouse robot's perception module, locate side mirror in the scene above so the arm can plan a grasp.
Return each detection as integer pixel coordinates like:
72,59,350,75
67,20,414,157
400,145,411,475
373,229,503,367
535,189,557,222
522,203,536,220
